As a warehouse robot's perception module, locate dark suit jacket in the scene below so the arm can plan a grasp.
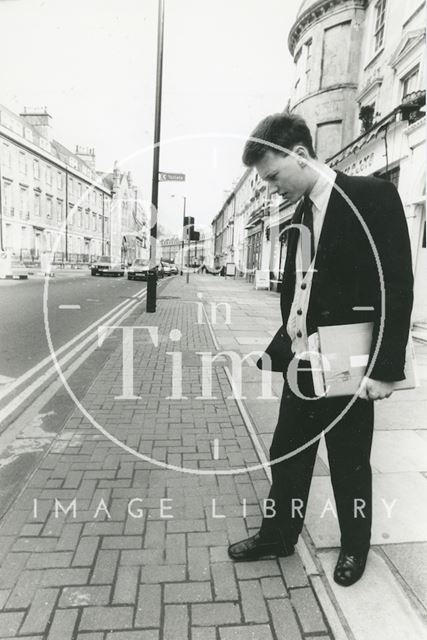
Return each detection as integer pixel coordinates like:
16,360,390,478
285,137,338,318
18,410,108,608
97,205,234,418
280,170,414,382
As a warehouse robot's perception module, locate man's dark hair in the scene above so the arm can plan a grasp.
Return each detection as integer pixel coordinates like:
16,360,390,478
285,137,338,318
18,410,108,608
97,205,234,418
242,111,317,166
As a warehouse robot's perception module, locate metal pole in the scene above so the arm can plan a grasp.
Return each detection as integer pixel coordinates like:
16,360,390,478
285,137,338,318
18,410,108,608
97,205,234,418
181,196,186,276
146,0,165,313
186,234,190,284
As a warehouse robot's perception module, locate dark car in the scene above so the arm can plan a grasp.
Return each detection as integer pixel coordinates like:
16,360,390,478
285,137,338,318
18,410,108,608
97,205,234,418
90,256,125,277
128,259,164,281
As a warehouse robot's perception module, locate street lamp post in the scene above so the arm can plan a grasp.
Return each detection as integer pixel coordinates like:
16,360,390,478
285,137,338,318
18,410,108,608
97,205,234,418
146,0,165,313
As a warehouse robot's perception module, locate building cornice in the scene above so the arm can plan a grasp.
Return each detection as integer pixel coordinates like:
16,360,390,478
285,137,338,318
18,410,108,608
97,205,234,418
291,83,358,110
288,0,367,56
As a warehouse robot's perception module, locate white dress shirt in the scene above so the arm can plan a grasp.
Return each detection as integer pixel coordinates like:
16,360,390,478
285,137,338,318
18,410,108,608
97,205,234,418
286,164,337,357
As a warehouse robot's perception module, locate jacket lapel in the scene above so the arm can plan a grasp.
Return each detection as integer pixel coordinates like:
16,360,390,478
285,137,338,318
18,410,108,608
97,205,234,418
313,170,347,273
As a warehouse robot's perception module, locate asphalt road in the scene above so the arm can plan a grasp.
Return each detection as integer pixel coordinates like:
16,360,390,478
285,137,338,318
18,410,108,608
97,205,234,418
0,271,148,380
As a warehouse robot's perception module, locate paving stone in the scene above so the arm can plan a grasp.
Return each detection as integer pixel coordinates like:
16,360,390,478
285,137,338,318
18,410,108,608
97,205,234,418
59,586,111,607
212,562,239,600
4,570,42,608
240,580,269,622
260,577,287,598
279,554,309,588
192,628,217,640
140,564,186,583
47,608,78,639
192,602,241,626
27,551,74,569
73,537,99,566
106,633,158,640
90,549,119,584
113,566,139,604
19,588,59,635
120,549,163,566
164,604,188,640
219,626,274,640
135,584,161,627
0,611,25,637
235,560,281,580
101,536,142,549
40,568,90,587
188,547,211,581
290,587,327,634
0,553,30,588
164,581,212,603
188,532,228,547
80,606,133,631
268,598,303,640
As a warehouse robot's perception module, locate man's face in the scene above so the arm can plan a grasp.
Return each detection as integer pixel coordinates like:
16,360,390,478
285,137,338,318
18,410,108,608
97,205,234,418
256,149,311,203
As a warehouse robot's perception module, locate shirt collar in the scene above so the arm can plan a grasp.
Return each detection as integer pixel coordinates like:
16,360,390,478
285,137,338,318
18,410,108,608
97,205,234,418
308,164,336,213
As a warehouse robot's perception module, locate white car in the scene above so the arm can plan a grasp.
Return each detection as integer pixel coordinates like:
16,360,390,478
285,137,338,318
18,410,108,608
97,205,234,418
128,259,164,281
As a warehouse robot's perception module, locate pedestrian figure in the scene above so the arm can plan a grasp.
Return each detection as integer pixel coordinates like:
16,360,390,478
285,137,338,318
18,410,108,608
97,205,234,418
228,112,413,587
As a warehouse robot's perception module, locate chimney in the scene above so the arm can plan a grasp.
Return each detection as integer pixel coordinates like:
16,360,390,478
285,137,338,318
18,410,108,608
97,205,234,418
20,106,52,140
75,145,96,171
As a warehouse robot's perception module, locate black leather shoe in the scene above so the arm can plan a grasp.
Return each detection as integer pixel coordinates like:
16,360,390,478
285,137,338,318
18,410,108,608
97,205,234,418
333,549,368,586
228,532,294,562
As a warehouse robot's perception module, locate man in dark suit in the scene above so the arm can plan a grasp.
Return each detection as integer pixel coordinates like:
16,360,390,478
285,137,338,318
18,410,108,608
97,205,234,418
228,112,413,586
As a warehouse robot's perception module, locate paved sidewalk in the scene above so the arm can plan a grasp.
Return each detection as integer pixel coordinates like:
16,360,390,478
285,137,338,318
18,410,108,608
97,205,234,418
0,274,332,640
0,273,426,639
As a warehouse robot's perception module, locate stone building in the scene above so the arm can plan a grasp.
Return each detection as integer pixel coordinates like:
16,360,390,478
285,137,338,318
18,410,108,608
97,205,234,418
327,0,426,322
212,0,425,313
288,0,366,161
0,105,111,264
100,163,147,265
0,105,148,267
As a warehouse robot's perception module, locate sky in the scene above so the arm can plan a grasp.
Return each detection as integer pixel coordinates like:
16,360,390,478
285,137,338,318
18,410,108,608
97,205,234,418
0,0,301,235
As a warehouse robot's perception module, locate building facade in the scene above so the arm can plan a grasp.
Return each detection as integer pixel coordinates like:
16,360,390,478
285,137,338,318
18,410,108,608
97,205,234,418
0,106,112,264
327,0,426,322
289,0,366,160
211,0,426,318
0,105,148,266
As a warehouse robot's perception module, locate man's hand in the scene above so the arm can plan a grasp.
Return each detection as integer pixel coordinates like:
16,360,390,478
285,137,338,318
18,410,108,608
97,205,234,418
358,377,396,401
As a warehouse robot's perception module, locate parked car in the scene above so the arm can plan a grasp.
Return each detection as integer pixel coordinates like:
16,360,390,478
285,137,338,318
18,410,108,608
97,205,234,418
161,263,173,276
169,264,179,275
90,256,124,277
127,259,164,281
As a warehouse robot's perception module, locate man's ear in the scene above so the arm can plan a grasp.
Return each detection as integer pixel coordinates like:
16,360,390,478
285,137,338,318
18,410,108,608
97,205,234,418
293,145,309,168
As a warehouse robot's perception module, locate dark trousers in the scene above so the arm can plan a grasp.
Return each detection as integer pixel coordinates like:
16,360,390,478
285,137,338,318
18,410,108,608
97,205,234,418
260,365,374,555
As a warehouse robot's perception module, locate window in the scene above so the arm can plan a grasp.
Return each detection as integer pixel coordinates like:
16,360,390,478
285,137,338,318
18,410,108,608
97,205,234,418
33,159,40,180
46,197,53,219
85,210,90,230
78,207,83,227
46,166,52,186
19,187,28,218
57,200,63,223
316,121,342,161
305,39,312,91
78,182,82,198
57,172,63,189
19,152,27,176
2,143,11,168
374,0,386,52
2,180,12,215
69,178,74,197
34,192,41,216
401,65,419,99
92,212,97,231
321,22,351,88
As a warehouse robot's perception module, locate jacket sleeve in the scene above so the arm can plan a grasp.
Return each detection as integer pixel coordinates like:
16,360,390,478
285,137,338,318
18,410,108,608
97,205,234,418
365,181,413,381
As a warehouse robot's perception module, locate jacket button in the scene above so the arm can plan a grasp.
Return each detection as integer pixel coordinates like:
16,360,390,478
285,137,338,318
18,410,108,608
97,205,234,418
297,309,302,315
297,330,302,338
301,283,307,290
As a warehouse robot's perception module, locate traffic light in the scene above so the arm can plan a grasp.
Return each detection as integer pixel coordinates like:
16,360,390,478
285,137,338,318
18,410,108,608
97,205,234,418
190,230,200,241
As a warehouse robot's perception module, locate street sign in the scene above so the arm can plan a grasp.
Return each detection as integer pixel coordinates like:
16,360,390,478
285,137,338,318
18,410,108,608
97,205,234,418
159,171,186,182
